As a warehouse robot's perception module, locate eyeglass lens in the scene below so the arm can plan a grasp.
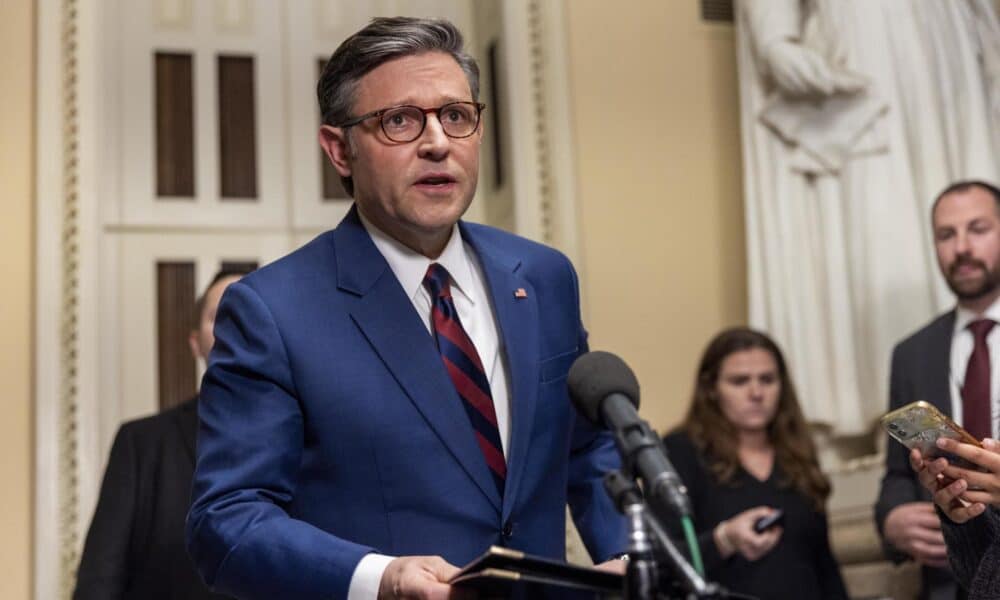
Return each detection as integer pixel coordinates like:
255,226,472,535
381,103,479,142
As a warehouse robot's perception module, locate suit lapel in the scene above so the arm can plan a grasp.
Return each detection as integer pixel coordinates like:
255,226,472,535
335,208,502,512
462,224,539,521
928,311,956,416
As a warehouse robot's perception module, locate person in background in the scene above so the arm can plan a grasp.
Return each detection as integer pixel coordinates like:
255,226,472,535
662,327,847,599
73,268,249,600
876,180,1000,600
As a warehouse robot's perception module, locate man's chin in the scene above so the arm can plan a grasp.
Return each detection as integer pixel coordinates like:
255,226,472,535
951,281,999,301
412,197,472,222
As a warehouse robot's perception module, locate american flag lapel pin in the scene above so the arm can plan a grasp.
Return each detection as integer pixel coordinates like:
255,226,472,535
514,288,528,299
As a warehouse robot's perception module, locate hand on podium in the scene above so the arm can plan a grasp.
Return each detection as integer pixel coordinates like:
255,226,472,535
379,556,473,600
592,558,627,575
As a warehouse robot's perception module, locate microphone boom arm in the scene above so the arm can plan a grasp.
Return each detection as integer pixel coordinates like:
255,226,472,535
603,397,693,519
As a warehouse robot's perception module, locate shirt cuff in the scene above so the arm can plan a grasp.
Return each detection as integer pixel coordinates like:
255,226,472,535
347,553,397,600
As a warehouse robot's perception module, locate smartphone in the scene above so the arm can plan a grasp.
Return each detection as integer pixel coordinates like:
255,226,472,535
753,509,784,534
880,400,982,468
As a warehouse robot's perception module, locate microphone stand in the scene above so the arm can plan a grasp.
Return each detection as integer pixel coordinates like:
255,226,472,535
605,472,729,599
606,472,659,599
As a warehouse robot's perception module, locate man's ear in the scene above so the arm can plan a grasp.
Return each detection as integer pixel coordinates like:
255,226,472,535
319,125,353,178
188,330,203,361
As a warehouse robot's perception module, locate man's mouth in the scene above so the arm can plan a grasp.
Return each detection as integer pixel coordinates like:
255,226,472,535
951,259,985,277
415,174,457,186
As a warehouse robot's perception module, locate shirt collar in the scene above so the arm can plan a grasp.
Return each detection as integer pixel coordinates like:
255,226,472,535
358,210,477,305
954,296,1000,333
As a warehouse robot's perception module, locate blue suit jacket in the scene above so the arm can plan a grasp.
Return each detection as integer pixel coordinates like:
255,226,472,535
186,206,628,599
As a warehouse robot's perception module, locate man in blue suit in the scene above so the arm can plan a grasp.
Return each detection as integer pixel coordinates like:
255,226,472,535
186,16,628,600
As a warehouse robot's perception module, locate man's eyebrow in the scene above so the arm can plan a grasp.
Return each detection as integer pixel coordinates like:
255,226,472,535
388,95,472,106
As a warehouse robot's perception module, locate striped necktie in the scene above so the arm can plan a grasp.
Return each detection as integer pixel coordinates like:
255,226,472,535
423,263,506,495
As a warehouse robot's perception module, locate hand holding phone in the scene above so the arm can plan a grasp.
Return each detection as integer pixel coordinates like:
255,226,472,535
716,506,783,561
880,401,982,469
753,509,785,534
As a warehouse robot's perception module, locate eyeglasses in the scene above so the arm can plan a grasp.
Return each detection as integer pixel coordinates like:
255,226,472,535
335,101,486,143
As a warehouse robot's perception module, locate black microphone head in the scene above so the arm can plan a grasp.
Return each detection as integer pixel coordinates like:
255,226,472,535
567,351,640,425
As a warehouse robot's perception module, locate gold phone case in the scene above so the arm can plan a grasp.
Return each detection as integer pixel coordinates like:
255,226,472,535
880,401,982,467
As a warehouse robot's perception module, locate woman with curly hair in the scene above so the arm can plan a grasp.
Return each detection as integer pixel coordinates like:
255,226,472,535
663,327,847,599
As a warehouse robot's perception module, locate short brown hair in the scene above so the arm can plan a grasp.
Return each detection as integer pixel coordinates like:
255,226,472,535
931,180,1000,223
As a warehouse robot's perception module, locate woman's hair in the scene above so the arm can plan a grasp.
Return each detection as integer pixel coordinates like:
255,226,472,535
679,327,831,511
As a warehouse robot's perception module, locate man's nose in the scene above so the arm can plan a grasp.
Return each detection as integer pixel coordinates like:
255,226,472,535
417,115,450,159
953,232,973,256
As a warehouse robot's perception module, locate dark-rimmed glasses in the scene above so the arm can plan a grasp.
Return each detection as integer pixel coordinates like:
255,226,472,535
334,101,486,143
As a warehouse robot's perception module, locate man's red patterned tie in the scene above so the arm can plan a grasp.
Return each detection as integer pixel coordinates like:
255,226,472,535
423,263,506,494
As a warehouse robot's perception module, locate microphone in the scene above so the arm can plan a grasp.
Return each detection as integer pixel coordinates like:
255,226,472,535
568,351,693,518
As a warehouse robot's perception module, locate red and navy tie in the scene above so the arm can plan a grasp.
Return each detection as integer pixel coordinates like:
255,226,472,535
423,263,506,495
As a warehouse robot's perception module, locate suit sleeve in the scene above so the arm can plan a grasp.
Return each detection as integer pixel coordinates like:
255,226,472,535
566,402,629,562
874,343,923,560
186,281,374,600
939,506,999,592
563,259,629,562
73,426,138,600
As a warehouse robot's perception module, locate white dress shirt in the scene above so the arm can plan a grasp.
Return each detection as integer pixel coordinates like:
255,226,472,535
948,297,1000,439
346,214,511,599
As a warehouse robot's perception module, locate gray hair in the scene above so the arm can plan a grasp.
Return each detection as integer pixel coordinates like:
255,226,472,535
317,17,480,197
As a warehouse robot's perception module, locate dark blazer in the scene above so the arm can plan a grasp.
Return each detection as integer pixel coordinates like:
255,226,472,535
186,206,628,599
875,310,960,598
74,397,229,600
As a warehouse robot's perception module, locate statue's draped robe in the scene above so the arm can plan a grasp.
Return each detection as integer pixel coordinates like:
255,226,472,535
738,0,1000,434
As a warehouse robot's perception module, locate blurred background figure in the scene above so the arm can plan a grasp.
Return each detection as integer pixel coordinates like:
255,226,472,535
72,268,249,600
736,0,1000,436
876,180,1000,600
663,327,847,599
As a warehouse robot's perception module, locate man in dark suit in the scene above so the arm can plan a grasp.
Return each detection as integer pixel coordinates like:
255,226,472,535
186,17,627,600
876,180,1000,600
74,268,248,600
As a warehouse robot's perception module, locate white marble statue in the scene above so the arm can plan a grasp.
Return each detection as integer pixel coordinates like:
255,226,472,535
736,0,1000,434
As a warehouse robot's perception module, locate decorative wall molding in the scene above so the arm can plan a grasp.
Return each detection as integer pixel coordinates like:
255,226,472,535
502,0,583,272
525,0,555,244
38,0,106,596
36,0,84,597
57,0,82,592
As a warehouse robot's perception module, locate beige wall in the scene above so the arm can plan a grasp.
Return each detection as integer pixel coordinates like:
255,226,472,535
0,0,34,598
565,1,746,432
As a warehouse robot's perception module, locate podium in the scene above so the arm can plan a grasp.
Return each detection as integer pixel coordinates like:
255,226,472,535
450,546,623,599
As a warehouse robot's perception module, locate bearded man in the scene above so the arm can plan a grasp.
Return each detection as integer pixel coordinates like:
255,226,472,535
876,181,1000,599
